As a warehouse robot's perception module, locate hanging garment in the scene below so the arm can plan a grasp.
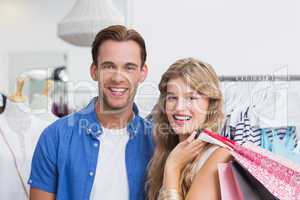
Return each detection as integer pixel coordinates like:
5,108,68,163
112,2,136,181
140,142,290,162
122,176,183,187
0,93,7,114
261,128,300,165
0,100,52,200
229,106,298,148
287,82,300,140
260,126,298,148
51,102,70,117
231,107,262,146
246,81,290,129
220,113,232,139
293,141,300,154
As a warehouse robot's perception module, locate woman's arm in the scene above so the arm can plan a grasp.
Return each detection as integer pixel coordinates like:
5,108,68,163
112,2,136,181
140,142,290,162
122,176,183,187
160,132,206,199
186,147,232,200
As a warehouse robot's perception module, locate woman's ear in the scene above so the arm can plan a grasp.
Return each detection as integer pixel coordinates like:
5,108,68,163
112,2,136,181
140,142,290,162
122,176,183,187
90,63,98,81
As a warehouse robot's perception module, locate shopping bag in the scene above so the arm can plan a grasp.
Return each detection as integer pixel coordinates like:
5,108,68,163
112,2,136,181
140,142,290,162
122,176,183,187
231,160,278,200
198,128,300,200
217,162,243,200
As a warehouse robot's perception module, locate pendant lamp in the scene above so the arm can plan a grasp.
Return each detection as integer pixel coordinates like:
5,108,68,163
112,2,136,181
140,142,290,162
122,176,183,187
57,0,125,47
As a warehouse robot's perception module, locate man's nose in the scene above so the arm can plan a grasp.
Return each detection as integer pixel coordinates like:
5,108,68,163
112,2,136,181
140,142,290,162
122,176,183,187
111,70,126,83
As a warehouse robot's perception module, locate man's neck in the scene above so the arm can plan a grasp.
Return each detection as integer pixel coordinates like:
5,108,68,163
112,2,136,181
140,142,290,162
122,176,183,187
95,99,134,129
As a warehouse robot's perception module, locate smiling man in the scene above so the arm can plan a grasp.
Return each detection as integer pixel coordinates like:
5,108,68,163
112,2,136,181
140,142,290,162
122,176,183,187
28,25,154,200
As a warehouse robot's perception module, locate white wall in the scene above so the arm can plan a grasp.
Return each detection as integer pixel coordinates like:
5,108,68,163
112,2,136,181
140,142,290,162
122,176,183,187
133,0,300,83
0,0,91,93
1,0,300,115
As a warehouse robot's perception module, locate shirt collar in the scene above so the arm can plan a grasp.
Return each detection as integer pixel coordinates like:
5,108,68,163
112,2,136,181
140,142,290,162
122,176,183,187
79,97,140,139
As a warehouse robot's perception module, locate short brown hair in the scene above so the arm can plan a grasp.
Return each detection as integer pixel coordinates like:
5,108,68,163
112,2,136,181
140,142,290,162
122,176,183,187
91,25,147,67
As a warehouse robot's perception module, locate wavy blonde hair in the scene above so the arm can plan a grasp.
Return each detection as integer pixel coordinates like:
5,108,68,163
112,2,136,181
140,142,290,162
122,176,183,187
146,58,224,199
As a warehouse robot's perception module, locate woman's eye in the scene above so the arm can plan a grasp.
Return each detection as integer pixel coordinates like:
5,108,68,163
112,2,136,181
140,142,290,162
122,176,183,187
189,96,199,100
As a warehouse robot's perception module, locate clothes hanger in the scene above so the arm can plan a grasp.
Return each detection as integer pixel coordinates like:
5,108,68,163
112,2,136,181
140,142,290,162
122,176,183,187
8,78,28,103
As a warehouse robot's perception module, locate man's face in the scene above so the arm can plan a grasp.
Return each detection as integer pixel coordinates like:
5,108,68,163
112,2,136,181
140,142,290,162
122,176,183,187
91,40,148,112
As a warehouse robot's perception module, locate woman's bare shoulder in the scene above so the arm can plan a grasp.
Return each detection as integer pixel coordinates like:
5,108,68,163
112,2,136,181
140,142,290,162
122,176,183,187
205,146,232,168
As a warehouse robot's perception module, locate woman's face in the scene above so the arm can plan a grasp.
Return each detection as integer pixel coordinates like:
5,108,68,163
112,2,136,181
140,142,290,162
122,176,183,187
165,77,209,135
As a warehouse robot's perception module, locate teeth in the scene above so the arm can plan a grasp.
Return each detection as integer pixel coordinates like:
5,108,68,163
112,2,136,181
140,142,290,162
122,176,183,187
110,88,127,92
174,115,191,121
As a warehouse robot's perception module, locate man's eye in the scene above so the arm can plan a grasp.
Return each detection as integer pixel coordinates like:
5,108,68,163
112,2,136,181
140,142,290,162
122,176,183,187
126,65,136,70
103,65,113,69
167,96,177,101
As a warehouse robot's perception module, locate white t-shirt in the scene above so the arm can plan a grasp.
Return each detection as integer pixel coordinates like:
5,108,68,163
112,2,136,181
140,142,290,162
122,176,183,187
90,127,129,200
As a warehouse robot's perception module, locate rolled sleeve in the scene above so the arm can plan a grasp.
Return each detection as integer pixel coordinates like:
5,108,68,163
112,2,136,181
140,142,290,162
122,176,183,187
28,125,58,194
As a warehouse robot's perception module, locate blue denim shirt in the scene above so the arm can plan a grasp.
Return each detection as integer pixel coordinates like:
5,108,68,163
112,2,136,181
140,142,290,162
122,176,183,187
28,98,154,200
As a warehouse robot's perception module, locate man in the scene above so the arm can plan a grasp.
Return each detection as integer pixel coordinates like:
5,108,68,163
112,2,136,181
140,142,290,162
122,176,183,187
28,25,154,200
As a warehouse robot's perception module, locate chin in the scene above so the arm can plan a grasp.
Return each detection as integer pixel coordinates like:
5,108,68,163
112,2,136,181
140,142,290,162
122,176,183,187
171,123,201,135
171,126,192,135
108,103,128,110
101,93,128,108
107,100,131,110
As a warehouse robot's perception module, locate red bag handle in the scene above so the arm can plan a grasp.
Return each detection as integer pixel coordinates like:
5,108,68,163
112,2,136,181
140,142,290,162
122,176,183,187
202,128,236,149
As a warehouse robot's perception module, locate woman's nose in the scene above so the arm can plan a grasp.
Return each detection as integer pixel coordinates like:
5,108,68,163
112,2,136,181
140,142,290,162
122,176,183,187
175,97,188,110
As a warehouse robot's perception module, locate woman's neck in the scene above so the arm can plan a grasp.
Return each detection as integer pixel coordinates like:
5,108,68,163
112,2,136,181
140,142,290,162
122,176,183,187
179,134,189,142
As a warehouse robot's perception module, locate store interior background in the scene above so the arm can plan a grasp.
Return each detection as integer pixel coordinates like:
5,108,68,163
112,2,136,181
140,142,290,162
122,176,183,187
1,0,300,118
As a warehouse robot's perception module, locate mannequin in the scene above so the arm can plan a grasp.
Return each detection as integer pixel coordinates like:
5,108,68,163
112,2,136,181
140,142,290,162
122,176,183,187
30,80,58,122
8,78,28,103
0,78,51,200
4,78,32,138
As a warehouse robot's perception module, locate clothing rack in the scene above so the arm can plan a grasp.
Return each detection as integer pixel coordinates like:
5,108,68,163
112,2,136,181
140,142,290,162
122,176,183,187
219,75,300,82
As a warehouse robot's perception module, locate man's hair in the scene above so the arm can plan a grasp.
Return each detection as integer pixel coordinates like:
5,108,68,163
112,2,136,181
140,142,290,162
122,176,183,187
91,25,147,67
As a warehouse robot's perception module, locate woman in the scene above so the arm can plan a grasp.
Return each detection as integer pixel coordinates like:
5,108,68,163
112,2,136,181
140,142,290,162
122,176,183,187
147,58,232,200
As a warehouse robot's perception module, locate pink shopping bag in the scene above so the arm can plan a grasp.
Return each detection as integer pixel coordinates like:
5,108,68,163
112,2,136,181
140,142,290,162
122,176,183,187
218,162,243,200
199,128,300,200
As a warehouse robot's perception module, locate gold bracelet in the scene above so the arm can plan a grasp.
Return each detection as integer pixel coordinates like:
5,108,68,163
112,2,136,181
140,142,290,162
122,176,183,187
158,188,183,200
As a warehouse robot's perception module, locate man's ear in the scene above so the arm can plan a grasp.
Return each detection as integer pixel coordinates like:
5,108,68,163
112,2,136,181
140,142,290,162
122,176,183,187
139,64,148,83
90,63,98,81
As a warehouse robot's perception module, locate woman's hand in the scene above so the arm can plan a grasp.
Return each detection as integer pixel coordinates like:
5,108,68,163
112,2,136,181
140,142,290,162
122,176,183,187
163,132,206,190
165,131,205,172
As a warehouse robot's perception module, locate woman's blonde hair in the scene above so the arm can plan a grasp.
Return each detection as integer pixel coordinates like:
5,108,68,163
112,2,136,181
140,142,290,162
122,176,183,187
146,58,224,199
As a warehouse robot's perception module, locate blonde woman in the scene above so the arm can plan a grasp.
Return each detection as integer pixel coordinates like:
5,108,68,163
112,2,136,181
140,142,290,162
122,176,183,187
147,58,232,200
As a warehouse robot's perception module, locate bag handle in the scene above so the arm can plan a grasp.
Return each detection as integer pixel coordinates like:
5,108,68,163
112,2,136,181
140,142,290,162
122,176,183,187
198,128,236,149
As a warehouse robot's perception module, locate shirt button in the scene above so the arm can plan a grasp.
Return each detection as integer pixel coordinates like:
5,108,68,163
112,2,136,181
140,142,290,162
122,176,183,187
93,143,98,147
89,172,94,176
29,179,32,184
